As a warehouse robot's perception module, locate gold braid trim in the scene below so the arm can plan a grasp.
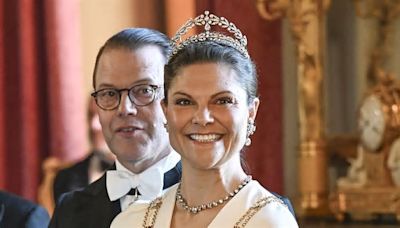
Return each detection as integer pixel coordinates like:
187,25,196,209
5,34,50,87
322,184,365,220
234,196,287,228
142,197,163,228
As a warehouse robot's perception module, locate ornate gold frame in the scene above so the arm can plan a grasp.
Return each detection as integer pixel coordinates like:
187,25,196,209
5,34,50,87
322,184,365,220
255,0,331,216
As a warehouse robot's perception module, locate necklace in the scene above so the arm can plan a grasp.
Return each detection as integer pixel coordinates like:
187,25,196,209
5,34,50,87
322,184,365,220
142,177,286,227
175,175,252,214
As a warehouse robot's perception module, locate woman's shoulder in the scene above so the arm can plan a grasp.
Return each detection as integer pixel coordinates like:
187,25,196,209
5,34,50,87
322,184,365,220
242,181,299,227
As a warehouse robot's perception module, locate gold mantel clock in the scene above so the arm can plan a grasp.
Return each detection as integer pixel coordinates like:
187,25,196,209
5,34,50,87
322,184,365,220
330,74,400,221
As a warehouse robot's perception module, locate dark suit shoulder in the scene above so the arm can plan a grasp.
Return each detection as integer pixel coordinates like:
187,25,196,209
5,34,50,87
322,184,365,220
49,174,120,228
25,204,50,228
57,157,90,177
53,174,106,211
53,155,92,203
0,191,50,228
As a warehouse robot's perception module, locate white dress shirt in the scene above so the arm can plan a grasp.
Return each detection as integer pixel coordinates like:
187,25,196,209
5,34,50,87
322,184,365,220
106,151,180,211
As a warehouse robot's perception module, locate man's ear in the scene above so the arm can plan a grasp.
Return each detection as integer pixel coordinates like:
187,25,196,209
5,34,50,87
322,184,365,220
161,99,167,117
249,97,260,121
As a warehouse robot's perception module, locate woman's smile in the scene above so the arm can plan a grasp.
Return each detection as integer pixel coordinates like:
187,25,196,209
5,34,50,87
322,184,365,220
188,133,223,143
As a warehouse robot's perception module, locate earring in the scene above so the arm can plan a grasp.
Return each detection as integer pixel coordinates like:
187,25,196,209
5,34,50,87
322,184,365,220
164,122,168,132
245,119,256,146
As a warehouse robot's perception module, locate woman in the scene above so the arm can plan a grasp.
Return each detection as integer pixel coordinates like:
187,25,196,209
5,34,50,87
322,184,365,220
111,11,298,228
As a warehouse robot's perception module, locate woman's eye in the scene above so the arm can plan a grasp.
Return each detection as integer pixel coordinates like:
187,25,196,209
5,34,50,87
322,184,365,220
216,97,235,105
175,99,192,106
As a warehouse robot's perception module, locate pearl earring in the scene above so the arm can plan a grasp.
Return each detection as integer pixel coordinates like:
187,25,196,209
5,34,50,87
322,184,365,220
245,119,256,146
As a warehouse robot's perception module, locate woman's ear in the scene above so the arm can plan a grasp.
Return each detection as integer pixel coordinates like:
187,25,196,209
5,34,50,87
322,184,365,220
249,97,260,121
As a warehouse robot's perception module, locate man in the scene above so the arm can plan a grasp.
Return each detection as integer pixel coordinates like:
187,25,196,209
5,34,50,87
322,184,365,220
0,190,50,228
49,28,181,228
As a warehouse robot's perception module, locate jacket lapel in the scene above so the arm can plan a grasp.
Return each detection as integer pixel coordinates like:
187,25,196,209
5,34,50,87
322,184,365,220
79,167,121,227
163,161,182,189
0,203,4,225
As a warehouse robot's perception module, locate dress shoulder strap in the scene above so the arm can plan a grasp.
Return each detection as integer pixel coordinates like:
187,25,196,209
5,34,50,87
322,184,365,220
234,195,287,228
142,197,163,228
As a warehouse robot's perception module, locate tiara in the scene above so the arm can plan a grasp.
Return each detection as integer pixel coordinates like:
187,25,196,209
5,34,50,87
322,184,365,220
170,11,249,59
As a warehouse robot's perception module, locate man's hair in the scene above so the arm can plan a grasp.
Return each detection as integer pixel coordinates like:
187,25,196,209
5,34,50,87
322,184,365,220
92,28,171,89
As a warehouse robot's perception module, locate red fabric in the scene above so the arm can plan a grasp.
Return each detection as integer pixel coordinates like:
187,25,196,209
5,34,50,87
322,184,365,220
0,0,5,188
0,0,86,201
44,0,87,161
18,0,41,198
196,1,284,193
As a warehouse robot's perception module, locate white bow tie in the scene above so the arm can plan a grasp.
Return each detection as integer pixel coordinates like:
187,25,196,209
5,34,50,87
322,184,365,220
106,168,163,201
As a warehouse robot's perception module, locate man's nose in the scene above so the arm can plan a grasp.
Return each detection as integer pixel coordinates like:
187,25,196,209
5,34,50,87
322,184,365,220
118,92,137,116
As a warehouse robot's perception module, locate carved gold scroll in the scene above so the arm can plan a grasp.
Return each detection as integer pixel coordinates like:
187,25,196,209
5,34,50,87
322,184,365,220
256,0,331,216
354,0,400,87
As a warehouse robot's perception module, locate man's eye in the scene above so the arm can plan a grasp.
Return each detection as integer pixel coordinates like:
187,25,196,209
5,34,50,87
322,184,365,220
135,86,154,96
216,97,235,105
100,90,117,97
175,99,192,106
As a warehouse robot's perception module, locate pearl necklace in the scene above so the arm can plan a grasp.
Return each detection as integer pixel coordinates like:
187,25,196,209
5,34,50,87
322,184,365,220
175,175,252,214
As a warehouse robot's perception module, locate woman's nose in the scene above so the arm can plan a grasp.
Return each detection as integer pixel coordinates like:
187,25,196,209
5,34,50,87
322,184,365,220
191,106,214,126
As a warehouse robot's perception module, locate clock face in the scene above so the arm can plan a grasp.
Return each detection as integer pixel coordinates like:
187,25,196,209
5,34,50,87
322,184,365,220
359,95,386,152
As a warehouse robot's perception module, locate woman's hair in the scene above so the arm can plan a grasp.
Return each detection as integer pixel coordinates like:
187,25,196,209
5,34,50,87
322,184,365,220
164,41,258,105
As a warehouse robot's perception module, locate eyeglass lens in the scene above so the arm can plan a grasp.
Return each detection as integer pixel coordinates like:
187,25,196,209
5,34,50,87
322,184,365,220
94,84,157,110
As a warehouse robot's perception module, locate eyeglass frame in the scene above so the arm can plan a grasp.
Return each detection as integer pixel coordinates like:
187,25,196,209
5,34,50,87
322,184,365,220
91,84,161,110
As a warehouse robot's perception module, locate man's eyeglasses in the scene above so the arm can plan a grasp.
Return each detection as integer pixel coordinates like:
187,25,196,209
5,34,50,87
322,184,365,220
91,84,160,110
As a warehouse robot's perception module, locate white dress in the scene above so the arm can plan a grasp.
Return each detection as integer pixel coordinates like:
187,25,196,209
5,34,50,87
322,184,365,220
111,180,299,228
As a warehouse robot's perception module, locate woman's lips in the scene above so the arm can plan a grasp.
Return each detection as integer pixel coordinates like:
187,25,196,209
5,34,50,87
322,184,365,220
188,133,222,143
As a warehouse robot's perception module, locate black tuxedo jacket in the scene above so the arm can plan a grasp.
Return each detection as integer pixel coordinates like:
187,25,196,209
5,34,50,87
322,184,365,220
49,162,182,228
53,154,92,204
0,191,50,228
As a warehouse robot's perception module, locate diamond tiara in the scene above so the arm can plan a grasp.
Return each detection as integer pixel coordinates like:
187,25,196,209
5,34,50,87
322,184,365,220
170,11,249,59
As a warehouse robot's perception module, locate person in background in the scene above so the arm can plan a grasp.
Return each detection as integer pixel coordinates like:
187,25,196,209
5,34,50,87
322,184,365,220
53,98,115,204
49,28,181,228
0,190,50,228
111,11,298,227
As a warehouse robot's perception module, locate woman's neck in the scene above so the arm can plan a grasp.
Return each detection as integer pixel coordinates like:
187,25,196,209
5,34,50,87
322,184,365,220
179,159,248,206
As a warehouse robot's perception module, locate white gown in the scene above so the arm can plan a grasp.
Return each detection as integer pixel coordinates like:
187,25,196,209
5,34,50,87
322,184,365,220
111,180,299,228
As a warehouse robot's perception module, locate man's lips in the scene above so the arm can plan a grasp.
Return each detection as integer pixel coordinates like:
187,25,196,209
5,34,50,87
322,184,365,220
115,126,143,133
